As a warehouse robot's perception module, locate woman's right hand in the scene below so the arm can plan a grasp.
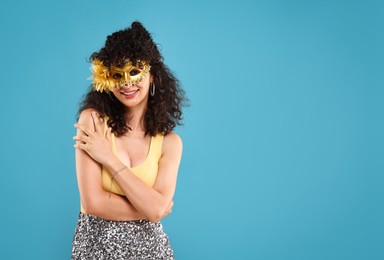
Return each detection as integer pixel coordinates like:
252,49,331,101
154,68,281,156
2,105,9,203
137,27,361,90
73,111,115,166
161,200,174,219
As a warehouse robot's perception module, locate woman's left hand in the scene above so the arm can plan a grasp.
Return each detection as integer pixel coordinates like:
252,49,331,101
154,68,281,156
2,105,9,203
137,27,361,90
73,111,114,165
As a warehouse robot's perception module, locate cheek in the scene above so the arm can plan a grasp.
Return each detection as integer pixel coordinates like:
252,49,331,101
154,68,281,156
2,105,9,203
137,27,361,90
139,76,151,90
112,88,119,95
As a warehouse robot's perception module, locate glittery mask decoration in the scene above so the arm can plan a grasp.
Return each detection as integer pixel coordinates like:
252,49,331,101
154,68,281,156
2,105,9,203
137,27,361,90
90,59,151,92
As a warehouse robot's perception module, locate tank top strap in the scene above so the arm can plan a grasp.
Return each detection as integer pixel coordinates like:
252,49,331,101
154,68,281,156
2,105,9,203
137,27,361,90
103,118,109,136
103,118,117,152
150,134,164,159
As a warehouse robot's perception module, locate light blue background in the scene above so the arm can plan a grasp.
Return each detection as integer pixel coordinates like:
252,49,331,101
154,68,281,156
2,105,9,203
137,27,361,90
0,0,383,259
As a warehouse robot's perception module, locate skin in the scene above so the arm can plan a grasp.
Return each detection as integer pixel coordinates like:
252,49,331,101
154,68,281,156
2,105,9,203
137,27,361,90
73,72,183,223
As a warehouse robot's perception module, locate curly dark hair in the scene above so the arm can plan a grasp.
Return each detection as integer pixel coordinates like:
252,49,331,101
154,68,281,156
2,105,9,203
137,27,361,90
78,21,186,137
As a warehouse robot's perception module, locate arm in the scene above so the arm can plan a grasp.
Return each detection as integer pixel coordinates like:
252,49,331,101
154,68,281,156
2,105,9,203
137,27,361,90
74,111,183,223
105,132,182,223
75,109,146,221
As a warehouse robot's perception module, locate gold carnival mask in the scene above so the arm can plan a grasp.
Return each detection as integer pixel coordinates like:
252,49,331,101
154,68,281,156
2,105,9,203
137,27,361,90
90,59,151,92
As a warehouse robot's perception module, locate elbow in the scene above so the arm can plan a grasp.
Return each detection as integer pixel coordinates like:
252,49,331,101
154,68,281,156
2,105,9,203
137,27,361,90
147,212,162,223
147,199,173,223
81,196,101,216
147,208,165,223
148,218,160,224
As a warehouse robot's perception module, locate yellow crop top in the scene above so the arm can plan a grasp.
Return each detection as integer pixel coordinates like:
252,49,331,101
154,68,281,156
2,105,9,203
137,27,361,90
80,123,164,213
103,133,164,194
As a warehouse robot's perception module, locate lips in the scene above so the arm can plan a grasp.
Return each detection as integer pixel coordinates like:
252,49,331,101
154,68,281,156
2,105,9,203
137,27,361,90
120,89,139,99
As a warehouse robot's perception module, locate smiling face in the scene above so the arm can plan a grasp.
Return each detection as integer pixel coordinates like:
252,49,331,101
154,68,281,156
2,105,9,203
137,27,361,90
90,59,151,93
112,69,152,109
109,60,151,89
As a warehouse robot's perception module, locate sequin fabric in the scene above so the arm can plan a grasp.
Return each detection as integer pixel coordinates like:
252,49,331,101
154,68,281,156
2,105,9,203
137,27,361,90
71,213,174,260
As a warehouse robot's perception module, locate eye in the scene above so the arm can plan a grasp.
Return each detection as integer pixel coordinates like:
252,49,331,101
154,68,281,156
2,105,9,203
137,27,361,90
129,69,141,76
112,73,122,79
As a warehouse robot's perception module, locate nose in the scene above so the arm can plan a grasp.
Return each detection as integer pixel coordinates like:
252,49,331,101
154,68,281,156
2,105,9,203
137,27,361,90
120,82,133,89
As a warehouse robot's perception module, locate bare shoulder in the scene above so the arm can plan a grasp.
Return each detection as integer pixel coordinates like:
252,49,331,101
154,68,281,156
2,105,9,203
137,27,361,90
78,108,98,124
162,132,183,155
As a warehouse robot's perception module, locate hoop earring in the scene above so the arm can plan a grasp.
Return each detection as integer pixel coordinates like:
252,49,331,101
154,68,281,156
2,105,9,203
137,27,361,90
150,83,156,97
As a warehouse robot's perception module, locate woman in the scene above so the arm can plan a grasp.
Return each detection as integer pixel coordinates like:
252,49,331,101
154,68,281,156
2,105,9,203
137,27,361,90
71,21,185,259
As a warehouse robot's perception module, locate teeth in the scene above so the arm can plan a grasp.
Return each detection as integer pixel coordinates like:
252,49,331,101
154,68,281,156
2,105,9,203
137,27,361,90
122,90,138,95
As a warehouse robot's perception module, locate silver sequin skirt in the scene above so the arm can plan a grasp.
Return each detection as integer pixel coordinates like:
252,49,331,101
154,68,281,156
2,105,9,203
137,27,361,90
71,213,174,260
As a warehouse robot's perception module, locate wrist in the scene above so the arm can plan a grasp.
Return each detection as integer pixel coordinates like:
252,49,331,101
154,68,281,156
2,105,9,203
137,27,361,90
103,156,123,172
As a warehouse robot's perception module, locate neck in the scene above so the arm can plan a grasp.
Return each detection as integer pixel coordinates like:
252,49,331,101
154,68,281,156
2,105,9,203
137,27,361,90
125,102,147,133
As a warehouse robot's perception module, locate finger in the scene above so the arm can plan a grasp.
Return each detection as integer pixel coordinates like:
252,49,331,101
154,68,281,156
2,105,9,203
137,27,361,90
106,127,112,140
73,135,89,143
74,123,92,137
168,200,174,209
90,112,97,133
91,111,103,134
165,200,174,212
74,143,87,151
162,210,170,218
